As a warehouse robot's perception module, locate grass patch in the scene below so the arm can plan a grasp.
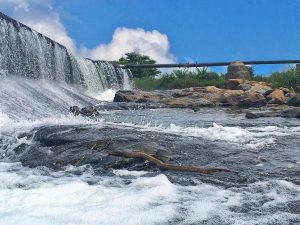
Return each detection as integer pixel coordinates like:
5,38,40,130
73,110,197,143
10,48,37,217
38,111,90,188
134,68,225,90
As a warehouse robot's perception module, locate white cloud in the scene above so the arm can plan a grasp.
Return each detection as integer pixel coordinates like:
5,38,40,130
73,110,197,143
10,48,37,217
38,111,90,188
0,1,175,62
0,0,76,52
81,27,176,63
23,13,77,52
14,2,29,12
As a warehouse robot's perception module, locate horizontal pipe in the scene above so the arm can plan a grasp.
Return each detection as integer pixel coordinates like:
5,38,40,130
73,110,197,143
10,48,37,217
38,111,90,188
120,60,300,69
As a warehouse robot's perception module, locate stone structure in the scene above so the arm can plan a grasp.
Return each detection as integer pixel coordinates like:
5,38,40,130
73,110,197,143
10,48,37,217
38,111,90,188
226,61,251,80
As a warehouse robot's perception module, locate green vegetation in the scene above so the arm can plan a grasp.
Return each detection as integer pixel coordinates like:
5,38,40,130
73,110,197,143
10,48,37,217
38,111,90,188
117,52,300,90
251,67,300,88
117,52,160,78
267,67,300,88
134,68,225,90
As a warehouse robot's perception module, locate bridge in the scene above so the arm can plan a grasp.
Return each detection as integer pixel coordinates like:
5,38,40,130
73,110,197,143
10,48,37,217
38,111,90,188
120,59,300,69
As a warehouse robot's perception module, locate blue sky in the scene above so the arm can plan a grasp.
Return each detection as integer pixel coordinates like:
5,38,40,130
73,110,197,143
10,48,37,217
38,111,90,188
1,0,300,74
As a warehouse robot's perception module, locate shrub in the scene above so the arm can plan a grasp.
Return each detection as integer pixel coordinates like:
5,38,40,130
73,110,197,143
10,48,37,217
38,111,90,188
134,68,225,90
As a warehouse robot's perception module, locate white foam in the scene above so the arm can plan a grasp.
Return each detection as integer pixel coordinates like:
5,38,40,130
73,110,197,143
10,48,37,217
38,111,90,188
0,162,299,225
107,122,300,149
113,169,149,177
86,89,116,101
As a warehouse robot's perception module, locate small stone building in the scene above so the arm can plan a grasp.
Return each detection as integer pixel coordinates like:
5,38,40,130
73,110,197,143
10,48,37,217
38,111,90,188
226,61,251,80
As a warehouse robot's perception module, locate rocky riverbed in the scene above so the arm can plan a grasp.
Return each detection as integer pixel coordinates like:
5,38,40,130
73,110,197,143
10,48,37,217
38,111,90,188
113,80,300,118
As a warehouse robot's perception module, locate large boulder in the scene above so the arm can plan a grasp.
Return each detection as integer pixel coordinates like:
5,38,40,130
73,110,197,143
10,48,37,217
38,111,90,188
267,89,286,104
248,82,272,95
114,90,162,103
225,91,267,108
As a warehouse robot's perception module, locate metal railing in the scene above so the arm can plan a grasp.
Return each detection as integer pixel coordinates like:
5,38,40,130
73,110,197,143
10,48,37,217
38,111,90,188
119,60,300,69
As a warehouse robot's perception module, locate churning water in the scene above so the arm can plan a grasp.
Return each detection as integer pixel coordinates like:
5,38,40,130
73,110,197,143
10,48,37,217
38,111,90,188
0,76,299,225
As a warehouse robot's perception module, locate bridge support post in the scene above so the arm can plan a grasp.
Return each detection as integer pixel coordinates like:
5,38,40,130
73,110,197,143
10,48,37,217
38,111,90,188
225,61,251,80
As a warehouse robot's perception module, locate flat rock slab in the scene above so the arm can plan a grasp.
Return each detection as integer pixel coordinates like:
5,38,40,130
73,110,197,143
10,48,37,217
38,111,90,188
4,123,299,187
245,106,300,119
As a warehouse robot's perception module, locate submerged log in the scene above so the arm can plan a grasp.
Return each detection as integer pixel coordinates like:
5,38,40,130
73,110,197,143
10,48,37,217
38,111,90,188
108,151,238,174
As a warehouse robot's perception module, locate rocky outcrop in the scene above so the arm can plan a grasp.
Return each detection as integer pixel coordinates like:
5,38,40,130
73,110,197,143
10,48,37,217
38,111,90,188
113,90,163,103
233,91,267,108
248,81,272,95
113,81,300,112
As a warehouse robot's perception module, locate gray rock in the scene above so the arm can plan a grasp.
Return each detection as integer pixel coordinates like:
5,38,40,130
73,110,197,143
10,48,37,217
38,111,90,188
237,83,251,91
70,105,99,117
281,108,300,118
245,111,281,119
286,95,300,107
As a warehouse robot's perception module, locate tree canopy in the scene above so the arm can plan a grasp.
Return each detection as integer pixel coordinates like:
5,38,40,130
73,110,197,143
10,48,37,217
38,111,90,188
117,52,160,78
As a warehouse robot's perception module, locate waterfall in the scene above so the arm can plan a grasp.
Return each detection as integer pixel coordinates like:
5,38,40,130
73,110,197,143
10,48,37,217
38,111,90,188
0,11,132,92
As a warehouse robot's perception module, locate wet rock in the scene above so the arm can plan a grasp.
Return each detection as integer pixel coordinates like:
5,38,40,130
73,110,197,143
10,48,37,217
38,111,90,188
81,106,100,116
245,111,280,119
267,89,286,104
155,149,173,162
96,102,165,111
70,106,80,116
15,125,178,174
70,106,99,117
245,106,300,119
286,94,300,107
162,98,213,108
281,108,300,118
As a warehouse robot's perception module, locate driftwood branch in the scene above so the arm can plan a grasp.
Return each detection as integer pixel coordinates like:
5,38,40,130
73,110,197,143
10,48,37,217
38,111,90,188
108,151,238,174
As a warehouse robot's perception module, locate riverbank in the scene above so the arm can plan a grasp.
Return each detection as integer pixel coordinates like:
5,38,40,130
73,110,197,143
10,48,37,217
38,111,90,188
113,80,300,118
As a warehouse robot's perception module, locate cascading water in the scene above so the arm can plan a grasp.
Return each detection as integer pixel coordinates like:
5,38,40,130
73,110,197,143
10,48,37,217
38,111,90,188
0,11,132,93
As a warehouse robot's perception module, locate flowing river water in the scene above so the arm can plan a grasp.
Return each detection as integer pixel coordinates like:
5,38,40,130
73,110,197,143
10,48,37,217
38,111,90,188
0,77,299,225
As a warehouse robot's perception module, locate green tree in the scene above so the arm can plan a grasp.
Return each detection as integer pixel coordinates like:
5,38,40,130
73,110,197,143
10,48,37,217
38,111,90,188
117,52,160,78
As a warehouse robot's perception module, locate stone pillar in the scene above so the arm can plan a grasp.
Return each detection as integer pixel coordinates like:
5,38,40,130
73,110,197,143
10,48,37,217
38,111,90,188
226,61,251,80
296,64,300,75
